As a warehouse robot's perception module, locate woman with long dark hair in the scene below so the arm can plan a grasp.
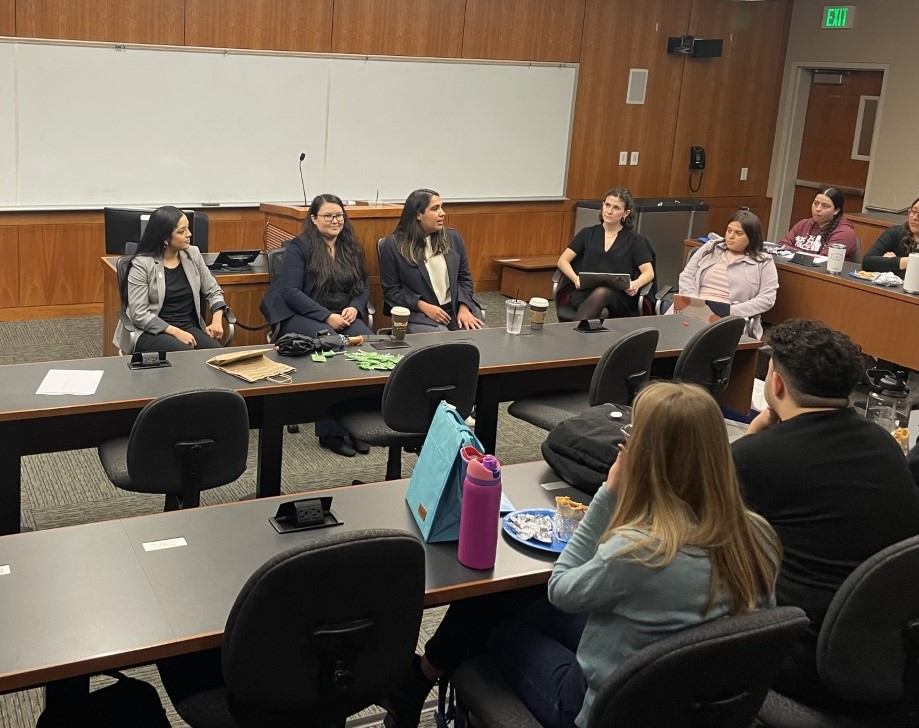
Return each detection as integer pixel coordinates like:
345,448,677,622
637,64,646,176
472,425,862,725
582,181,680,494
779,187,858,261
557,187,655,319
383,382,780,728
379,189,483,333
113,205,226,353
862,195,919,276
260,193,372,457
674,210,778,337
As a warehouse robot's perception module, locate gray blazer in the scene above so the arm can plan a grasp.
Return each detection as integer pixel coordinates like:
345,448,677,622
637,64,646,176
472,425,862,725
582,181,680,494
112,245,226,351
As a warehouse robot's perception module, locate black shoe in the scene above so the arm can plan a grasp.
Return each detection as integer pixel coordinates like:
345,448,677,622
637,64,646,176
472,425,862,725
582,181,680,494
381,654,436,728
319,435,356,457
348,436,371,454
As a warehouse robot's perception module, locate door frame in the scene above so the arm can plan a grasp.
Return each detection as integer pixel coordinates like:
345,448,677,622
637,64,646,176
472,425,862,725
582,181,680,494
768,61,889,241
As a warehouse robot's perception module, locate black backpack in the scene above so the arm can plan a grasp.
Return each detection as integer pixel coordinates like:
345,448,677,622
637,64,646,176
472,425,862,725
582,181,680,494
36,672,171,728
541,403,631,495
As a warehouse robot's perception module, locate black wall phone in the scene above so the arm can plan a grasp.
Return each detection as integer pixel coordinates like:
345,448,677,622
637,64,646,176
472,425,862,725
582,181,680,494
689,146,706,170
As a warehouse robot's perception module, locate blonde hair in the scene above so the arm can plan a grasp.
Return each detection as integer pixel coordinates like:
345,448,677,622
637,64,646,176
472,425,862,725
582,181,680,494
603,381,780,614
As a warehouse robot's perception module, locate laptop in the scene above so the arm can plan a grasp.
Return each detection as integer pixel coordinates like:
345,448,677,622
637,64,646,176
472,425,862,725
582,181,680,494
578,272,631,291
205,250,261,271
670,294,731,324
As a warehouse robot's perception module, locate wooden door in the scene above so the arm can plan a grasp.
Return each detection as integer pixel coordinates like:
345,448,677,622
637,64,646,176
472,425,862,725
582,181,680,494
787,70,883,229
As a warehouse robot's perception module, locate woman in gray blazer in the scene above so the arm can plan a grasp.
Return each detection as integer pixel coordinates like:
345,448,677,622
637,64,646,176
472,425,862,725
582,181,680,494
113,206,226,353
380,189,483,333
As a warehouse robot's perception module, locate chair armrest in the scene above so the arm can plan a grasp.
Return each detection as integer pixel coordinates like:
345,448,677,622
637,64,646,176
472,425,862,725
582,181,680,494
366,301,375,331
222,307,236,346
654,285,673,315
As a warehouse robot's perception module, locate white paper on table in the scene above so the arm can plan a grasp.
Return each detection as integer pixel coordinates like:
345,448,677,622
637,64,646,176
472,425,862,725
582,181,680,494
36,369,104,396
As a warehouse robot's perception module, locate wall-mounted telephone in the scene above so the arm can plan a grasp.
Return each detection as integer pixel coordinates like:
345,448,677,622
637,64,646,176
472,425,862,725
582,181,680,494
689,146,706,170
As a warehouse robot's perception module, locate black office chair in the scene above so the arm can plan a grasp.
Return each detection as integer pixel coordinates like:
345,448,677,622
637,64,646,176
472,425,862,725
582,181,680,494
97,388,249,511
451,606,808,728
265,246,289,343
671,315,746,397
157,529,425,728
114,254,237,355
507,327,659,431
759,534,919,728
334,342,479,480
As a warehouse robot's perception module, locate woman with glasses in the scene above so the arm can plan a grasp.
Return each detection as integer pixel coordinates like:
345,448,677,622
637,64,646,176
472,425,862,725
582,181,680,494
260,193,372,457
379,188,483,333
382,381,780,728
862,195,919,277
779,187,859,261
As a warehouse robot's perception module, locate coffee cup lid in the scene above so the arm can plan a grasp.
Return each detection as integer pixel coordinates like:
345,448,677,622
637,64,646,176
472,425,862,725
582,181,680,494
391,306,410,316
529,297,549,307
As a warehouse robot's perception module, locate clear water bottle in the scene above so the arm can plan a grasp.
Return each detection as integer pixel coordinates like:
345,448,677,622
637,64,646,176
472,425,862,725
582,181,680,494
865,370,910,445
457,454,502,570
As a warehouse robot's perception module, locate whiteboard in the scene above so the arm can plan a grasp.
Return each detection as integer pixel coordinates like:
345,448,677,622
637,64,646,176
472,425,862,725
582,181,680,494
2,40,577,208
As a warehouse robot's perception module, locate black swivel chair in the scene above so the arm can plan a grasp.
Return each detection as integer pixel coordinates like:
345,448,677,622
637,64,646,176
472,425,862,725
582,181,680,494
114,254,237,355
452,606,809,728
759,534,919,728
157,529,426,728
334,342,480,480
671,315,746,397
507,327,659,431
97,388,249,511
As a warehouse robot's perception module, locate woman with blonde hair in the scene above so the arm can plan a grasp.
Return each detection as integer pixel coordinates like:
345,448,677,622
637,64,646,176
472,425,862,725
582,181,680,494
383,381,780,728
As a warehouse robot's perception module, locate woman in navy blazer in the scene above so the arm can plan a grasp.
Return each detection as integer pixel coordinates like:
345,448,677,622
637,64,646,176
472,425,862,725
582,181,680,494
260,193,372,457
380,189,483,333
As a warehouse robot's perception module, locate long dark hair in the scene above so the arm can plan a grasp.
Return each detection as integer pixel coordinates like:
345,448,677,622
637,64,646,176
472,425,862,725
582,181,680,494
136,206,185,257
893,195,919,256
298,194,366,299
731,209,766,260
817,187,845,244
600,187,635,230
393,188,450,267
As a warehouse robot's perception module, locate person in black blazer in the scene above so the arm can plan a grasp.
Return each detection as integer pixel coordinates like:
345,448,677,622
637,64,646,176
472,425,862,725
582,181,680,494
380,189,483,333
557,187,654,320
260,193,372,458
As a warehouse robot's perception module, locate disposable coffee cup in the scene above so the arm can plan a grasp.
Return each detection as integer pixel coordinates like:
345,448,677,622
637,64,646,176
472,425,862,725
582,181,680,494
505,299,526,334
528,297,549,331
390,306,410,341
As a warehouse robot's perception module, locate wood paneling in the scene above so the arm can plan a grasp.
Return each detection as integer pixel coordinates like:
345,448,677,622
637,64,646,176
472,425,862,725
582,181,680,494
184,0,332,52
16,0,184,44
703,196,773,242
566,0,690,200
0,227,19,309
19,223,105,306
666,0,792,197
0,0,14,35
461,0,584,62
203,209,269,250
332,0,465,57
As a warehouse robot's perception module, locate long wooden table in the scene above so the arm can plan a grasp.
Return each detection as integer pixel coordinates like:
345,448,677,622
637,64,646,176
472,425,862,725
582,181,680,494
0,319,760,535
0,462,572,695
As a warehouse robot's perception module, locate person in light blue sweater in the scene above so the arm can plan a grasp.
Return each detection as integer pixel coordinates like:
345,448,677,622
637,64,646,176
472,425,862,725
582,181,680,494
382,382,781,728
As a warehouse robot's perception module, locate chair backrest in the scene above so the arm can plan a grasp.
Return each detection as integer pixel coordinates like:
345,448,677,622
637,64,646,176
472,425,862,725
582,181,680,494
672,316,746,396
221,529,425,726
588,606,809,728
191,210,209,253
377,237,393,316
125,388,249,505
267,246,286,286
115,254,135,311
816,534,919,705
381,342,479,433
588,327,660,406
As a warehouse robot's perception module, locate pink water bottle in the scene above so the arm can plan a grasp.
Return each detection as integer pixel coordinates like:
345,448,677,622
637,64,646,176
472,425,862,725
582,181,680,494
457,454,502,570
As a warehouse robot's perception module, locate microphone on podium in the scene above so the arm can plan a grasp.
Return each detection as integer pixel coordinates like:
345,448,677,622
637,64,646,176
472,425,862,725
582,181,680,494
298,152,308,207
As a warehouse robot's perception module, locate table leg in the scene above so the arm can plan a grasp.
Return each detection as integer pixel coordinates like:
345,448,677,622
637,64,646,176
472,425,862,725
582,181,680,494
474,377,500,455
256,398,284,498
0,423,22,535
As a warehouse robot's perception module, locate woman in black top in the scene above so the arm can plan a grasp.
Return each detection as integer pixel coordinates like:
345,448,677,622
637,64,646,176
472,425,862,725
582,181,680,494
862,196,919,277
557,188,654,319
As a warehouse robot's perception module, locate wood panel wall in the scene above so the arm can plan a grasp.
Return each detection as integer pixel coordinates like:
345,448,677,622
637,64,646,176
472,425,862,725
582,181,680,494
0,226,18,309
3,0,794,320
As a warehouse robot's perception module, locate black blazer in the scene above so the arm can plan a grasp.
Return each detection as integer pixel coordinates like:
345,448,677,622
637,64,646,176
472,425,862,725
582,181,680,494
379,228,478,325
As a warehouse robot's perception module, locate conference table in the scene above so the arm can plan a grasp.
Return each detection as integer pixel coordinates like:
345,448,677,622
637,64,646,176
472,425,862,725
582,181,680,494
0,462,574,696
0,318,761,535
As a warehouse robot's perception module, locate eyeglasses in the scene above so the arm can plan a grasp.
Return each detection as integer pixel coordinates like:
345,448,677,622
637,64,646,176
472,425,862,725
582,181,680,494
317,213,345,222
908,208,919,218
620,423,633,440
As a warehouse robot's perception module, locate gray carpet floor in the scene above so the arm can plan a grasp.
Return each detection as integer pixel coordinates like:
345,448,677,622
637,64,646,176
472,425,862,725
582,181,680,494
0,291,560,728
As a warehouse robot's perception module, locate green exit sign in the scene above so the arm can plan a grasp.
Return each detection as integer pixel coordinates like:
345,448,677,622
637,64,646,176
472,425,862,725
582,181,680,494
822,6,855,29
